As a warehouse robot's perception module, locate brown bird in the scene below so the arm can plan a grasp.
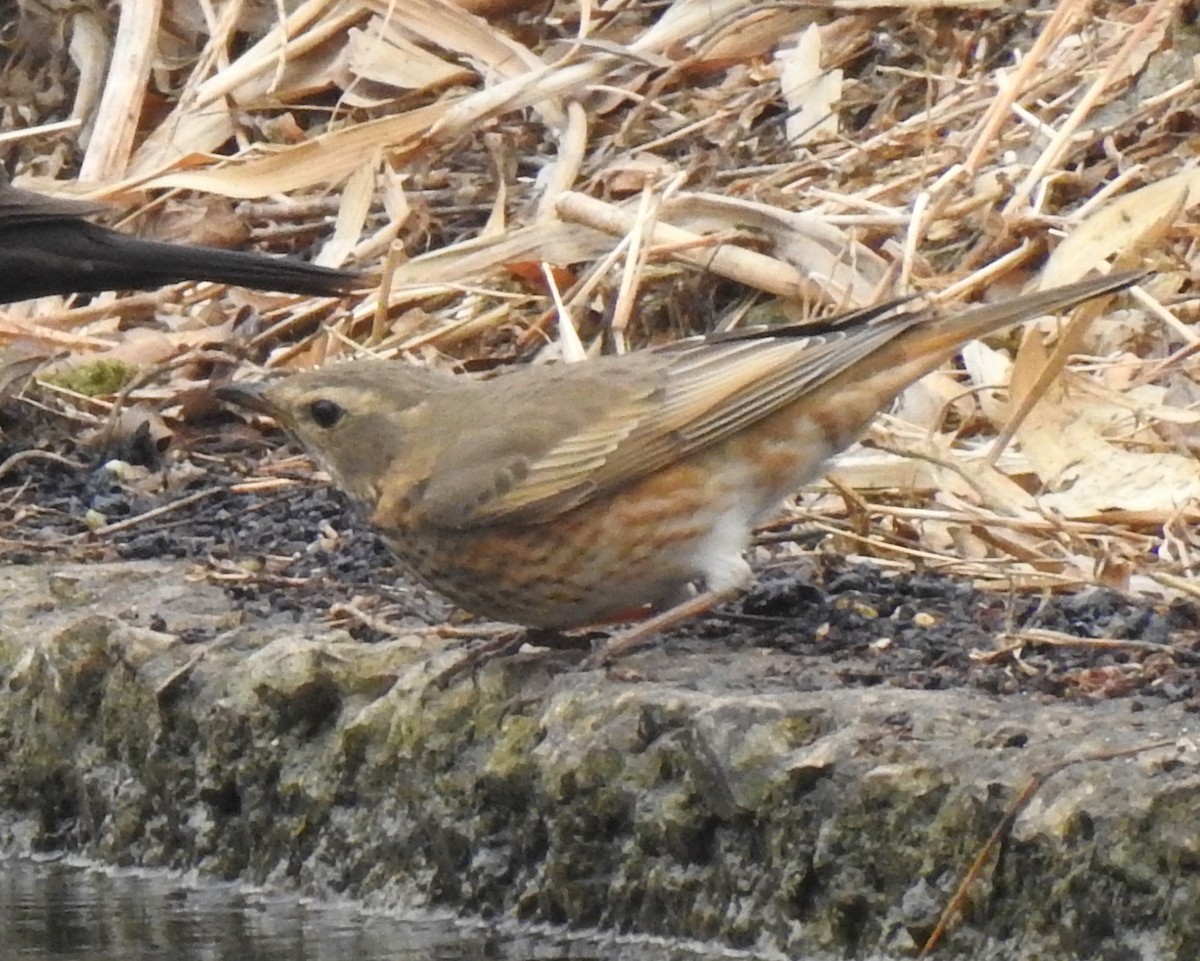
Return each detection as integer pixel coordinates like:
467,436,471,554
220,270,1143,664
0,185,361,303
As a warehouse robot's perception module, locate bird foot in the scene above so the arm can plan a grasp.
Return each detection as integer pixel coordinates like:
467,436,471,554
426,628,528,689
425,586,736,684
425,627,590,689
581,587,739,669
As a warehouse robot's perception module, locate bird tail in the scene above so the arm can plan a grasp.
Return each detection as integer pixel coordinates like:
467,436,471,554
134,240,364,297
906,269,1145,361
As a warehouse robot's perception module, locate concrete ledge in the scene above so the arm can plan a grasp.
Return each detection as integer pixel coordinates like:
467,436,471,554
1,561,1197,958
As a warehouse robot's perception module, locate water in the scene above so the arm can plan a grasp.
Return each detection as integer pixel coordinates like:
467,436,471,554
0,857,753,961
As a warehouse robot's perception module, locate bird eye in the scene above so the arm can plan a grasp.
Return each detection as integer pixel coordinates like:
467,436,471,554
308,399,344,429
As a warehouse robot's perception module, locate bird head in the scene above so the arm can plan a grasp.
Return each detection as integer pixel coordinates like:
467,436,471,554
218,362,451,509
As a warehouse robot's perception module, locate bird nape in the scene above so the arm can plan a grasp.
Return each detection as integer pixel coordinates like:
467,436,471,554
219,268,1146,668
0,185,362,303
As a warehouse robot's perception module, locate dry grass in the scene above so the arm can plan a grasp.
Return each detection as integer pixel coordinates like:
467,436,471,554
2,0,1199,598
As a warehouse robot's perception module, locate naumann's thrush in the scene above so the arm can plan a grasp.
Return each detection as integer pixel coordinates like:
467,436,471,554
221,270,1143,663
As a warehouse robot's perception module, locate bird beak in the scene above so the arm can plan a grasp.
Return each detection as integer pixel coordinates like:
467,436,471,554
216,381,276,417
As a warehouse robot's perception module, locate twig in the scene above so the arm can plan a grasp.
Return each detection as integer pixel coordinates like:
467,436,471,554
976,627,1200,666
920,739,1178,956
0,449,87,483
71,487,225,539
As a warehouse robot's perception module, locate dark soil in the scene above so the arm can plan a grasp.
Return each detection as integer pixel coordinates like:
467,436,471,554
4,405,1200,711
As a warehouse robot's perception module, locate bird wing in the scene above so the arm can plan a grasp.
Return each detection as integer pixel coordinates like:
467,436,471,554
415,270,1144,529
416,304,913,529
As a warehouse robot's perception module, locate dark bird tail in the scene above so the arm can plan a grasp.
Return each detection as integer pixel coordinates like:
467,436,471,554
0,185,364,302
0,222,362,301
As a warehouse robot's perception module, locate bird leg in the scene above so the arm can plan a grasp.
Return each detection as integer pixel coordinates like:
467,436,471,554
427,628,529,689
582,586,741,668
427,627,593,689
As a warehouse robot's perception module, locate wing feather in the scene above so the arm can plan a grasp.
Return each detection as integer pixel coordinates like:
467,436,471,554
418,302,919,528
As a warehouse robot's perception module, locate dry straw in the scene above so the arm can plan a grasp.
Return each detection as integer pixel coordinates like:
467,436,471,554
1,0,1196,599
